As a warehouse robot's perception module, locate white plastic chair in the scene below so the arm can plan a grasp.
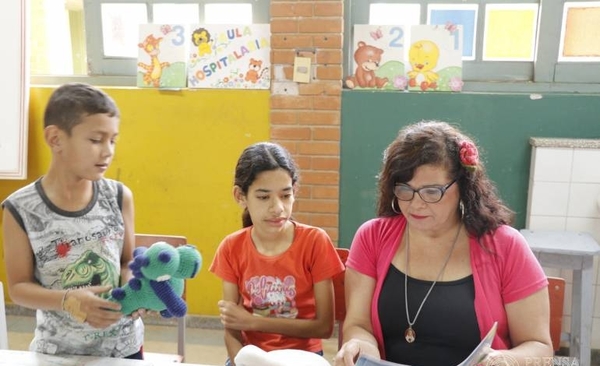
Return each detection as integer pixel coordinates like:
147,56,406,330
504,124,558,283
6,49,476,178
0,281,9,349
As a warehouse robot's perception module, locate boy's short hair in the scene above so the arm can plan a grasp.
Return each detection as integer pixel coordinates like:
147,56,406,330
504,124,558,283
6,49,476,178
44,83,120,134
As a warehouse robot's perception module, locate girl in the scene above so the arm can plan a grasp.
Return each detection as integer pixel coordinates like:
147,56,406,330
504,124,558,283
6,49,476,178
210,142,344,365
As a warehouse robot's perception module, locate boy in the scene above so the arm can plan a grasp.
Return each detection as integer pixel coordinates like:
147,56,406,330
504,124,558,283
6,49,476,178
1,83,144,358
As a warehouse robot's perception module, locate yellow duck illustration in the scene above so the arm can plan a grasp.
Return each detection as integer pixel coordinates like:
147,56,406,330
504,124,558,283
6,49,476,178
407,40,440,91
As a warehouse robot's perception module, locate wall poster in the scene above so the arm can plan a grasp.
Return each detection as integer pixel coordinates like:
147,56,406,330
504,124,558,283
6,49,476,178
187,24,271,89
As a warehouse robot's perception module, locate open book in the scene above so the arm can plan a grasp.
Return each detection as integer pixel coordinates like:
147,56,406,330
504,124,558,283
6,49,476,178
356,322,498,366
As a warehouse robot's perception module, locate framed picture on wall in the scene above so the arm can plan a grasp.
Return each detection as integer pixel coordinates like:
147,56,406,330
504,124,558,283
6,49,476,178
0,0,29,179
482,3,539,62
558,1,600,62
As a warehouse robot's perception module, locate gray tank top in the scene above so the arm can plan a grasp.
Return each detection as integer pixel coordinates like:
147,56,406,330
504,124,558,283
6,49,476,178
2,178,144,357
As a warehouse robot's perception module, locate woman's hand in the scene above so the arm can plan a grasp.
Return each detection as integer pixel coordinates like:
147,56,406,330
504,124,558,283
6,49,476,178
217,300,253,330
477,349,518,366
334,339,380,366
63,286,123,328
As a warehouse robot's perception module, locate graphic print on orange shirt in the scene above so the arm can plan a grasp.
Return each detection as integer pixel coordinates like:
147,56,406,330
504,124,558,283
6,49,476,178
245,275,298,318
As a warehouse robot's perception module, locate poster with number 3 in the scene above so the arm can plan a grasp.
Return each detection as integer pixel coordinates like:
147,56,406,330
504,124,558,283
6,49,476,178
346,25,406,90
137,24,188,88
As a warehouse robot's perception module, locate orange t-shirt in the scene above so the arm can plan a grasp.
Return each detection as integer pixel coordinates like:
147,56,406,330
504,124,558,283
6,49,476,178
209,221,344,352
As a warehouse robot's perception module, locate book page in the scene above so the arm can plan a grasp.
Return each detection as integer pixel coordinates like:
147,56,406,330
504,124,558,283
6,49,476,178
458,321,497,366
355,322,498,366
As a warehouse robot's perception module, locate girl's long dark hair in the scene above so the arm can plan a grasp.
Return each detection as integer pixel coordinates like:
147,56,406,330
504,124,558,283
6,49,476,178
234,142,299,227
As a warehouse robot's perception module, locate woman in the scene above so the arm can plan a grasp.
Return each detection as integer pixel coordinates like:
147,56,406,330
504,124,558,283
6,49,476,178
334,121,553,366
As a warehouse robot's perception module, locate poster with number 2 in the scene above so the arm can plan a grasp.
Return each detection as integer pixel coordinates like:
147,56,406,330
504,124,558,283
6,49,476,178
347,24,463,92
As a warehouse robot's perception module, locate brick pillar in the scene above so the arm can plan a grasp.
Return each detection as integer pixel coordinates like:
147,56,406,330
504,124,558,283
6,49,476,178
270,1,343,244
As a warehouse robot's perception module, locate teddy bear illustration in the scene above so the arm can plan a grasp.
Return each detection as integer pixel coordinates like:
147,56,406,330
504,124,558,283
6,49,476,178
245,58,268,83
345,41,388,89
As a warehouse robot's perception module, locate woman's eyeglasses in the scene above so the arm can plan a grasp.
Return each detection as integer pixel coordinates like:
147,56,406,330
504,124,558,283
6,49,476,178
394,178,458,203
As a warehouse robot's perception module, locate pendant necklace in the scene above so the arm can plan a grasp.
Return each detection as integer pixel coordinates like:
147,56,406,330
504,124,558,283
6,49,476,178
404,224,462,343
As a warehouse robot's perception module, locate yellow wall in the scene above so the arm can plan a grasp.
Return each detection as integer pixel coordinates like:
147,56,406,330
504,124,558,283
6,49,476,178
0,86,270,316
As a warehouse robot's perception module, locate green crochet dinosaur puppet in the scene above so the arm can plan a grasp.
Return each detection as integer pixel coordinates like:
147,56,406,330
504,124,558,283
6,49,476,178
109,242,202,318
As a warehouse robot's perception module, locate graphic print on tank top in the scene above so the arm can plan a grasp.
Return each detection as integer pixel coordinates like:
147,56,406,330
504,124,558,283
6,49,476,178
44,216,124,293
246,275,299,318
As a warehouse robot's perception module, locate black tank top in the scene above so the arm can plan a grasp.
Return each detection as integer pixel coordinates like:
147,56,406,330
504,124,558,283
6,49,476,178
378,264,480,366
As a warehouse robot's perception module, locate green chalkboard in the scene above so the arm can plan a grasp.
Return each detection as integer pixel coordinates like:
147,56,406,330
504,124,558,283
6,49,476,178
339,91,600,247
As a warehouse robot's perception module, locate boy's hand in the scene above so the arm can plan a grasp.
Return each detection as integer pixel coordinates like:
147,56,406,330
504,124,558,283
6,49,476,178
129,308,160,320
64,285,123,328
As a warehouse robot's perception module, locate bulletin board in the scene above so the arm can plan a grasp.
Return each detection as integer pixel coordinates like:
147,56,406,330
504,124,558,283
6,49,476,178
0,0,29,179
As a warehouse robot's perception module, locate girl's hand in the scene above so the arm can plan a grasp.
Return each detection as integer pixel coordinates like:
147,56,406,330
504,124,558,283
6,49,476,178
217,300,253,330
63,285,123,328
334,339,380,366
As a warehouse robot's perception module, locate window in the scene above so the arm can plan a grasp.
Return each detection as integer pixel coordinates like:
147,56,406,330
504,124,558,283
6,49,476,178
552,1,600,82
482,3,538,62
30,0,269,83
345,0,600,92
84,0,269,76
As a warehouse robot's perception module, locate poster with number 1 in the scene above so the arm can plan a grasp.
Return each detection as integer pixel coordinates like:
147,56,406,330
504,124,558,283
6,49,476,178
346,25,406,90
347,24,463,92
406,25,463,92
137,24,188,88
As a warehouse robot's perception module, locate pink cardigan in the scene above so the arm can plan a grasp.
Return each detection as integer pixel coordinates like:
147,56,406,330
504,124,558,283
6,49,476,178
346,215,548,358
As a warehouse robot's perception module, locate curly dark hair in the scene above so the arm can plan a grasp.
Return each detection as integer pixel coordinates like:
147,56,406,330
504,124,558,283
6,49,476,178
234,142,299,228
376,120,514,238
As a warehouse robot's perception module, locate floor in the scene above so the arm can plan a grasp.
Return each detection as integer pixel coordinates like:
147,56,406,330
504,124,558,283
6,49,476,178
6,314,339,365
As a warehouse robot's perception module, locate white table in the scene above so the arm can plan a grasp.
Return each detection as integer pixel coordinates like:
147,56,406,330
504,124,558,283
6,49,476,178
0,349,216,366
520,230,600,366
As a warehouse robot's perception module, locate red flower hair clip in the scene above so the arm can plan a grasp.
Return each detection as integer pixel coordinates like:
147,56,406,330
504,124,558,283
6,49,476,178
459,140,479,172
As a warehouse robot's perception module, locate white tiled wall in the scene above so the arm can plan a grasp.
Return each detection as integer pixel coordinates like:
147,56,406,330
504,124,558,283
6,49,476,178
526,144,600,349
